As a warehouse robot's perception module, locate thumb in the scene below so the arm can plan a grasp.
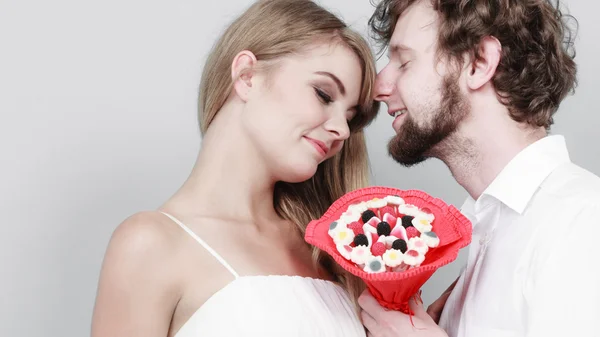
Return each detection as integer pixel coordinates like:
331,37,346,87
427,290,452,323
408,292,431,322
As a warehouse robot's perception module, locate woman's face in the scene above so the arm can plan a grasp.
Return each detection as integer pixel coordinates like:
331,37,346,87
241,43,364,183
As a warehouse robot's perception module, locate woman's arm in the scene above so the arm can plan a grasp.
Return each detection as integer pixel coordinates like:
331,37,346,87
91,212,181,337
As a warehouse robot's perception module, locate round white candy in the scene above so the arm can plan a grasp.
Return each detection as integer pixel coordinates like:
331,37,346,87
398,203,421,216
412,217,433,233
416,210,435,222
363,256,386,273
385,195,405,205
328,221,347,239
348,202,368,214
408,237,429,254
421,231,440,248
382,249,404,267
339,210,361,223
403,249,425,266
336,243,353,260
351,246,372,265
367,198,387,209
332,227,354,246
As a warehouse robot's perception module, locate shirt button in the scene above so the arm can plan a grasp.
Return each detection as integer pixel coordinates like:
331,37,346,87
479,235,488,245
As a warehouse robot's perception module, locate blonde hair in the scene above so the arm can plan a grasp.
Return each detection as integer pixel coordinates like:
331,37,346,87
199,0,379,305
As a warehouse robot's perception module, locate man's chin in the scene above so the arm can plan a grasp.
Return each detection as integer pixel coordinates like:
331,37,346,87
389,154,428,167
387,136,428,167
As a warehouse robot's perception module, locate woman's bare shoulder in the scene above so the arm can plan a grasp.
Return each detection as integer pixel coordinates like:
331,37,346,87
91,211,186,336
108,211,182,256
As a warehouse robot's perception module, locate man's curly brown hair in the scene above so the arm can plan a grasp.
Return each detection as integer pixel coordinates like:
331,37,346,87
369,0,578,129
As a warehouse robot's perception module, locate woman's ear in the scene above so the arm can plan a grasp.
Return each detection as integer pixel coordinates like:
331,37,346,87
466,36,501,91
231,50,258,102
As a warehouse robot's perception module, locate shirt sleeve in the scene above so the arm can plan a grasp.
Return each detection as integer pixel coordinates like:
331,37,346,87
525,202,600,337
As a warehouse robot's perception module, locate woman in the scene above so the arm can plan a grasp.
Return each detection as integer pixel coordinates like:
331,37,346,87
91,0,379,336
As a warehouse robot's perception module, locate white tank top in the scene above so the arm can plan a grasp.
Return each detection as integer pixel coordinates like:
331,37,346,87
161,212,366,337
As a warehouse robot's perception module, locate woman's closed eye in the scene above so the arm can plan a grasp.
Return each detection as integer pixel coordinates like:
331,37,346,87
315,87,333,105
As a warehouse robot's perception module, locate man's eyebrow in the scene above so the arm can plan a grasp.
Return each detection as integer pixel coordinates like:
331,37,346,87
314,71,346,96
387,43,413,58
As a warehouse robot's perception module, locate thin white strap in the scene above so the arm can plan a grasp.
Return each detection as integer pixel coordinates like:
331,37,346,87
160,211,239,279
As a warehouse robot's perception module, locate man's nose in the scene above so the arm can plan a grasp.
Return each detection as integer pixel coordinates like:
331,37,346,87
373,71,394,103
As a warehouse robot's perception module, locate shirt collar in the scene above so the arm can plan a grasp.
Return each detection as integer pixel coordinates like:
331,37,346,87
464,135,571,215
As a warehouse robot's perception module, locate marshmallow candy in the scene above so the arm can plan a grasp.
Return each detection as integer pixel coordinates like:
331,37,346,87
348,202,368,214
340,210,361,223
390,223,408,241
364,256,386,273
331,227,354,246
377,235,389,244
421,231,440,248
328,221,346,238
367,198,387,209
382,212,398,227
408,237,429,254
382,249,404,268
351,245,373,265
418,207,435,222
384,235,400,247
412,217,433,233
385,195,405,205
403,249,425,267
366,216,382,228
365,231,381,248
398,204,421,217
363,223,378,235
336,244,353,260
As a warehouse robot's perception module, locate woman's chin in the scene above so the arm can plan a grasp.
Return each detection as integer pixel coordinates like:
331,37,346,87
277,164,318,184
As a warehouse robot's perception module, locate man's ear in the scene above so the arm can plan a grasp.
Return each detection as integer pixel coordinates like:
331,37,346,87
231,50,258,102
465,36,501,91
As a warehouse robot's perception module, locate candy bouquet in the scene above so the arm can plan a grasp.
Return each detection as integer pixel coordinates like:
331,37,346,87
305,187,472,314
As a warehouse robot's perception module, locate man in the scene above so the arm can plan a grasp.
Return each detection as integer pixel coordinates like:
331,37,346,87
358,0,600,336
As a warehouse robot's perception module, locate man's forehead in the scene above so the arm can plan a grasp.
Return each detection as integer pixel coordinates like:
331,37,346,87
389,2,438,51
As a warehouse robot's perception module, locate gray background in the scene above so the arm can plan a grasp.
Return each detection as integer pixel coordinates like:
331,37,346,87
1,0,597,336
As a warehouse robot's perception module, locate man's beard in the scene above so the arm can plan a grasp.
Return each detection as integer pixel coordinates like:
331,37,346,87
388,76,470,166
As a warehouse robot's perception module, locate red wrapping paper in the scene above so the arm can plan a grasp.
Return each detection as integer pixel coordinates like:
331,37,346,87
305,186,472,313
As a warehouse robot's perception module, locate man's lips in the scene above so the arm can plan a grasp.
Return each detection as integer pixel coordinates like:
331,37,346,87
390,109,408,130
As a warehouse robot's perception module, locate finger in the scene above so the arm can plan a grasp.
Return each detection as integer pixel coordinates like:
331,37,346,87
358,289,386,318
426,304,441,323
426,293,448,320
427,290,452,323
408,293,431,321
360,309,379,335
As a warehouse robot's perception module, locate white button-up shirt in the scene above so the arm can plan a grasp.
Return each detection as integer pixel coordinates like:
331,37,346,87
439,135,600,337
